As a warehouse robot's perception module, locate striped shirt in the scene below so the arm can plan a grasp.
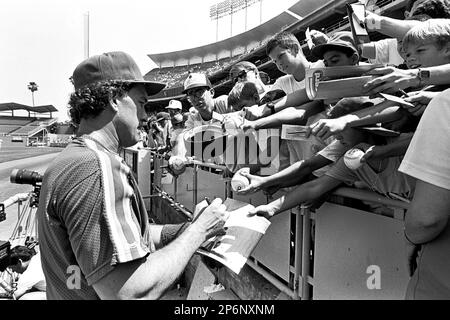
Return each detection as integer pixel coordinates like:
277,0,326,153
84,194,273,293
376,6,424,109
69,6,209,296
37,134,155,300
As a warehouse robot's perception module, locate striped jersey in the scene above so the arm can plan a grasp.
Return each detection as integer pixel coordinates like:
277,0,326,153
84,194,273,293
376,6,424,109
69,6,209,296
37,135,155,300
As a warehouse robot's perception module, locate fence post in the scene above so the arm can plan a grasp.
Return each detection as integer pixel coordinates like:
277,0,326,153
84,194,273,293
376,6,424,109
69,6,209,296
301,204,312,300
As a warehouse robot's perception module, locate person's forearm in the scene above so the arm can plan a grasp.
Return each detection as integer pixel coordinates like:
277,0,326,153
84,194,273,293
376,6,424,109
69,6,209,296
376,136,412,159
254,108,306,129
348,106,402,128
274,88,311,113
268,176,340,215
171,133,188,158
405,212,448,244
378,16,421,39
404,180,450,244
266,155,331,188
117,224,206,300
263,160,308,188
423,64,450,86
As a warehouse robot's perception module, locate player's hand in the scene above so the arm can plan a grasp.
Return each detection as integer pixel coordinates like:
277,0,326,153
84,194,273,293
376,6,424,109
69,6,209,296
191,198,229,241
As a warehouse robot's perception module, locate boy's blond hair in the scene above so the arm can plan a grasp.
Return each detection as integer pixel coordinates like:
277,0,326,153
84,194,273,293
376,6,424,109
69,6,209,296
403,18,450,50
227,81,259,109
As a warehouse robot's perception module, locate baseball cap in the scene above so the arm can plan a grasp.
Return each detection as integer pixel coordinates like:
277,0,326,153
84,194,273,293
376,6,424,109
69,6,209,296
166,99,182,110
311,31,358,60
229,61,258,83
183,73,212,94
72,51,166,96
156,112,170,121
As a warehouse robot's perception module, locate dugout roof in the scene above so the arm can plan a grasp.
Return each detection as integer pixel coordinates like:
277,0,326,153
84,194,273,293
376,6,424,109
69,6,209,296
0,103,58,113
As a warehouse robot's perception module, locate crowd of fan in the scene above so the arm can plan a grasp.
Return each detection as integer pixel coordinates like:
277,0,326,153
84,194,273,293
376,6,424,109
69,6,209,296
158,0,450,300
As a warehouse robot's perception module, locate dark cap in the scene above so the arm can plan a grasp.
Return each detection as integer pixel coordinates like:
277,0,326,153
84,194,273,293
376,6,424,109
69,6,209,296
311,31,358,59
72,51,166,96
229,61,258,82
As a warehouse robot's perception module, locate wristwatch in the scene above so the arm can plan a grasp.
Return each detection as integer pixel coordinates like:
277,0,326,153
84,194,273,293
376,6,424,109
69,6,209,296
266,102,276,115
417,68,430,86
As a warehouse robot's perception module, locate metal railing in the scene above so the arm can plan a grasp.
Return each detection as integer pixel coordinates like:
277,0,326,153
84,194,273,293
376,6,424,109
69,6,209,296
149,151,410,300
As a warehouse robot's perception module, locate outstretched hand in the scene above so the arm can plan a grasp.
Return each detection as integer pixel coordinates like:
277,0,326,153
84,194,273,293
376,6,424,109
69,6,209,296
403,91,438,116
248,204,276,219
307,118,347,140
237,171,266,195
363,67,418,96
360,145,382,163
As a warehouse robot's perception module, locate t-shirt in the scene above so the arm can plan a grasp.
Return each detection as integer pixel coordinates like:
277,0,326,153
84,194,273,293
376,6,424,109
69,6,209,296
271,61,328,166
37,135,155,300
399,90,450,190
271,60,325,94
325,142,415,200
16,252,46,293
368,38,404,67
399,89,450,299
181,95,231,164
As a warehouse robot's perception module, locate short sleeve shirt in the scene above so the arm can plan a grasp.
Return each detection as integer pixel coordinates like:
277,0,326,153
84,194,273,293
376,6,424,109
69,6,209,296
399,90,450,299
37,136,155,300
16,252,46,292
325,143,415,200
399,89,450,190
271,60,325,95
184,95,231,131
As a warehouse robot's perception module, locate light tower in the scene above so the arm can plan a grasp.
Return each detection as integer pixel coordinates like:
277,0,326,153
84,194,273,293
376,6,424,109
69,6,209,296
27,82,39,107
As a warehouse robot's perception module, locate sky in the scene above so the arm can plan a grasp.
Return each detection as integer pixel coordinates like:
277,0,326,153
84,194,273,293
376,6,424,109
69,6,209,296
0,0,298,121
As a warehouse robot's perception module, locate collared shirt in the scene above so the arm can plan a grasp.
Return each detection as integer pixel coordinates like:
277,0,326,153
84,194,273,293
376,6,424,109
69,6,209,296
37,131,155,300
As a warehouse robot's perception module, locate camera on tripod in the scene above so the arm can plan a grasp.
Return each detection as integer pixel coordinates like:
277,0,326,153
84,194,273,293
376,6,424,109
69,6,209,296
10,169,43,186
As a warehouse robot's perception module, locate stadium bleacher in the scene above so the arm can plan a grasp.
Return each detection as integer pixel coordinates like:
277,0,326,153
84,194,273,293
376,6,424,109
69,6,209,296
145,0,404,105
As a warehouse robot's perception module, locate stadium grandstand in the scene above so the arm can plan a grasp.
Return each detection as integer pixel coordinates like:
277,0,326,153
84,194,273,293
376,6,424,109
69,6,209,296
144,0,408,112
0,102,58,147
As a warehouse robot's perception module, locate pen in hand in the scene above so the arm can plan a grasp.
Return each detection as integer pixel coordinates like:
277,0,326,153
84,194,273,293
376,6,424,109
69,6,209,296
192,197,211,223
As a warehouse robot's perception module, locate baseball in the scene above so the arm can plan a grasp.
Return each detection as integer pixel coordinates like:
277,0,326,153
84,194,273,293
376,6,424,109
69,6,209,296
169,155,187,175
343,148,365,170
223,116,243,135
231,167,250,192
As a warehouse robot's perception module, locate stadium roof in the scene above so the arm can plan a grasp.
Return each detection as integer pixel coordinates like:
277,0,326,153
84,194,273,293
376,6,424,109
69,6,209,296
0,103,58,113
147,0,331,67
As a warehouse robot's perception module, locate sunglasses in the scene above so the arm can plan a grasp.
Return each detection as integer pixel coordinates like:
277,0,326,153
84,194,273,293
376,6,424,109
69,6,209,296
186,87,208,99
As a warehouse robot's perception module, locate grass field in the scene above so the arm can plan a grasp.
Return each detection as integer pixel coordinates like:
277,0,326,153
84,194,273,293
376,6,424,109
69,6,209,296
0,145,64,164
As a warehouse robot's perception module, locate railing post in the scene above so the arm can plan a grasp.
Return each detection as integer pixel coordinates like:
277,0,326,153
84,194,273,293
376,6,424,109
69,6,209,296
193,164,198,206
300,204,312,300
173,175,178,202
293,206,303,300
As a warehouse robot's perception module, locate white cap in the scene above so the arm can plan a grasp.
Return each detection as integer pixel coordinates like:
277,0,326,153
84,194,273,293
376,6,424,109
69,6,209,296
166,99,182,110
